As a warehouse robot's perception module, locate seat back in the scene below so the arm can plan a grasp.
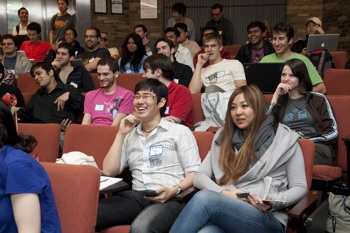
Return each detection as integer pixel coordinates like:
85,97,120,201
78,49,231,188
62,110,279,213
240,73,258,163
117,73,145,92
63,124,119,169
223,44,242,59
191,93,205,127
298,139,315,190
17,72,40,102
18,123,61,162
324,69,350,95
192,131,215,161
41,162,100,233
329,51,347,69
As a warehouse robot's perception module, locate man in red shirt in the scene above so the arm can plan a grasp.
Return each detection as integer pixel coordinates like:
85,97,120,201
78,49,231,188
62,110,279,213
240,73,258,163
20,22,52,61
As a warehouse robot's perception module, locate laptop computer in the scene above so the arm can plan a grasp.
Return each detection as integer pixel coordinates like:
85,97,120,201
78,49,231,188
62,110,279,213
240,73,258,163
243,63,283,94
306,34,340,53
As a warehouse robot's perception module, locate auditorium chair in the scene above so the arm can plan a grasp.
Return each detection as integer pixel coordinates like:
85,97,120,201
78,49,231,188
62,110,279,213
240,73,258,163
324,69,350,95
329,51,347,69
17,72,39,103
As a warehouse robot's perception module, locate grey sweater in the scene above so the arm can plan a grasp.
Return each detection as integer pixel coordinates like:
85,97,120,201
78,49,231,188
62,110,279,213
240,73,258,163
193,122,307,226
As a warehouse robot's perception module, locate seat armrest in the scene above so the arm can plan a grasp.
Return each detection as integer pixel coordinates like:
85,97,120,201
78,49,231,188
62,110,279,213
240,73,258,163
288,190,321,219
176,186,198,203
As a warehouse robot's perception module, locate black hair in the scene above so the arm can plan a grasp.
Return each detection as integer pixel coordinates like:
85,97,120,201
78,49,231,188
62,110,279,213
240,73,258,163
211,3,223,11
1,34,19,49
30,62,59,81
65,28,77,37
155,37,175,49
273,22,294,41
172,2,186,16
120,33,146,73
134,24,148,34
57,0,69,4
17,7,28,15
174,23,188,32
85,27,101,38
247,21,266,33
97,56,119,73
0,99,37,153
134,79,168,117
164,27,180,38
27,22,41,34
57,42,75,57
143,54,174,81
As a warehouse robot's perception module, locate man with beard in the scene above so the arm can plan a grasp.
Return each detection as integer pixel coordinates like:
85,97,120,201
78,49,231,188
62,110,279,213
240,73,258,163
77,27,110,73
82,57,134,126
235,21,275,64
51,43,93,92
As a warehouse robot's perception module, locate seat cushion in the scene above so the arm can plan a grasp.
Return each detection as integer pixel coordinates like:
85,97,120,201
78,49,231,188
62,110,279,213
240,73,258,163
313,165,343,180
100,225,130,233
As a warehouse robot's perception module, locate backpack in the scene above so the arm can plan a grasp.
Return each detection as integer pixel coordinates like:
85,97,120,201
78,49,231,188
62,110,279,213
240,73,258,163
307,49,335,79
326,192,350,233
1,69,17,87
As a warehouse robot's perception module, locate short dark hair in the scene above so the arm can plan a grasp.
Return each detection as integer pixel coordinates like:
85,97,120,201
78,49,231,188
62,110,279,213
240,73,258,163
174,23,188,32
57,42,75,57
273,22,294,41
247,21,266,33
1,34,19,49
57,0,69,4
97,56,119,73
172,2,186,16
134,24,148,33
211,3,223,11
66,28,77,37
134,79,168,117
30,62,58,81
85,27,101,38
0,99,37,153
27,22,41,34
164,27,180,38
155,37,174,49
17,7,28,15
143,54,174,81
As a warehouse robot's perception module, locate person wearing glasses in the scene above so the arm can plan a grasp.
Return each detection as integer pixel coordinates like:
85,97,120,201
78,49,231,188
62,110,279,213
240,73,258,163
189,32,246,94
96,78,201,232
76,27,110,73
205,3,234,46
82,57,133,126
142,54,193,128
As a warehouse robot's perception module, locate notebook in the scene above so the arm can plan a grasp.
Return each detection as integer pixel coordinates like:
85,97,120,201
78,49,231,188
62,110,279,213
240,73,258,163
243,63,283,94
306,34,340,53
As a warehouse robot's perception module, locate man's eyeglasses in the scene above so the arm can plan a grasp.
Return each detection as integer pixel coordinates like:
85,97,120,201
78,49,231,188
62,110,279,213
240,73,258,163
205,73,218,84
133,94,157,101
65,33,75,37
84,35,97,39
2,43,14,46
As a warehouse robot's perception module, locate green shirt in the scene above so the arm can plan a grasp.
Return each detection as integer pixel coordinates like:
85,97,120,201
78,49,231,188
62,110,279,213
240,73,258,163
261,53,323,85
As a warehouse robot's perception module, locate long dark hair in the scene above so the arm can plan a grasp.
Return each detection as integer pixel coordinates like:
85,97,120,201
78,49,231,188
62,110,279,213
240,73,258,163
120,33,146,73
0,100,37,153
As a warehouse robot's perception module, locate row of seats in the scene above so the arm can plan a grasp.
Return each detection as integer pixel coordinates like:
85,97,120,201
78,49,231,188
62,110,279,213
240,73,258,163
35,126,323,233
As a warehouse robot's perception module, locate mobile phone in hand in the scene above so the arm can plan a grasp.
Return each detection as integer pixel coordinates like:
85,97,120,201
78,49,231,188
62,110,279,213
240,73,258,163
143,190,159,197
236,192,250,198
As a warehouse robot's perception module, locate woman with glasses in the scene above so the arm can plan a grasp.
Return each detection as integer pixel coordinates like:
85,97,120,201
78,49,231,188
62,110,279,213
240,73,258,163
0,99,61,232
119,33,147,74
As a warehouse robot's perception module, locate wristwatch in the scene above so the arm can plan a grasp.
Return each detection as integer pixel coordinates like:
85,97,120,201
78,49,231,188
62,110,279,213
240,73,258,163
174,184,182,195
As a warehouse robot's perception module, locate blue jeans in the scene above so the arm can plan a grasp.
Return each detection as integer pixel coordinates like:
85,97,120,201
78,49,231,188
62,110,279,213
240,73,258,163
170,190,285,233
96,190,184,233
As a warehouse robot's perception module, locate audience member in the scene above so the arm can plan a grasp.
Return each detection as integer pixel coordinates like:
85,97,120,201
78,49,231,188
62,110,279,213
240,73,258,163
51,43,94,92
155,37,192,87
174,23,201,57
49,0,74,44
17,62,84,126
64,28,85,56
119,33,147,74
194,27,232,68
96,78,201,232
235,21,275,64
0,99,61,233
1,34,32,79
170,85,307,233
268,58,338,165
190,33,246,94
0,63,24,107
20,22,52,61
205,3,234,45
166,2,195,41
292,17,325,54
261,22,326,94
100,33,120,62
12,7,30,36
76,27,110,73
165,27,194,71
82,57,134,126
143,54,193,128
134,24,155,56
